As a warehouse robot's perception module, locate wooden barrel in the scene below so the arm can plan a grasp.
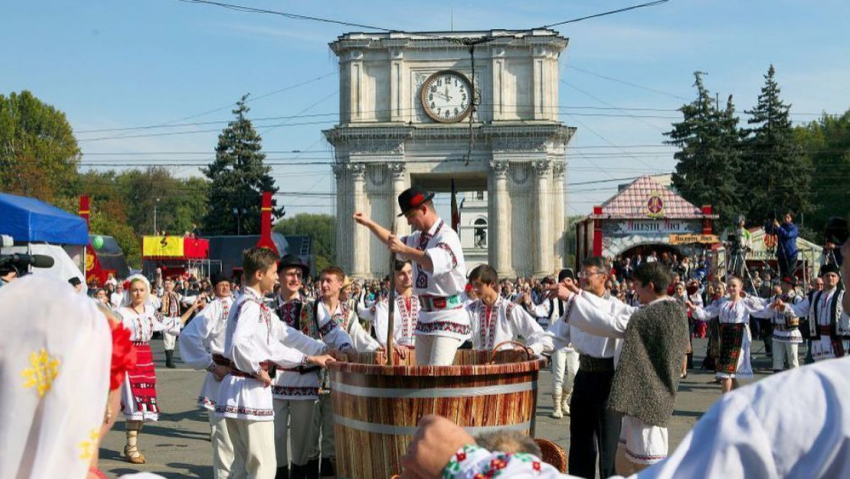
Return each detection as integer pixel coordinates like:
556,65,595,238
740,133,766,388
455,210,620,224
328,349,544,479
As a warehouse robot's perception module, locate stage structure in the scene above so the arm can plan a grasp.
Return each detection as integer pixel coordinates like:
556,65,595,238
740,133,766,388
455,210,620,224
324,29,575,278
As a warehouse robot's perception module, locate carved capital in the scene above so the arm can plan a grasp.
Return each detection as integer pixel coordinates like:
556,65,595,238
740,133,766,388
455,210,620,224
533,160,551,176
490,160,509,179
388,162,406,180
552,162,566,179
348,163,366,180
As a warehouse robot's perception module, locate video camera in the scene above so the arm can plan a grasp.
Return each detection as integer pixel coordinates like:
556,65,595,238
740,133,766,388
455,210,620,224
0,253,56,276
0,235,56,277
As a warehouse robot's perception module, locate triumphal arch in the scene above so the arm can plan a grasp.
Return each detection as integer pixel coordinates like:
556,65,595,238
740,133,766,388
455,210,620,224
324,29,575,278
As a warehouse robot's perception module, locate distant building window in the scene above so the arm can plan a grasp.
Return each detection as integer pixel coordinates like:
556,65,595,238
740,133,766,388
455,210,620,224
474,218,487,248
476,191,484,200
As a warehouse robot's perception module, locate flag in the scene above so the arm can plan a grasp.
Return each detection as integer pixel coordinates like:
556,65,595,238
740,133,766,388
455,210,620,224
451,179,460,232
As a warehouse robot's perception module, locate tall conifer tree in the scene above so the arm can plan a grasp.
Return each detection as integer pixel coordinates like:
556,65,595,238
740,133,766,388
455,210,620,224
202,95,283,235
741,65,810,223
665,72,742,226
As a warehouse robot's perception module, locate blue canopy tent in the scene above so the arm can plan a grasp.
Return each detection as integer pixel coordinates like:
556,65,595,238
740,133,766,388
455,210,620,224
0,192,88,245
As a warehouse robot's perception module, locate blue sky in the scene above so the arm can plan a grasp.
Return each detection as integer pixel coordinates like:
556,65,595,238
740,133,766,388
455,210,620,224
3,0,848,219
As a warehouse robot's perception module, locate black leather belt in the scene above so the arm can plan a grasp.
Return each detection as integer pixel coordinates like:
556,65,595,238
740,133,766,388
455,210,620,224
579,354,614,373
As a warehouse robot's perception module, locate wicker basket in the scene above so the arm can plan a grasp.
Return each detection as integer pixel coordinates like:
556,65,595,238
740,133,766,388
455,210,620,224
534,437,567,473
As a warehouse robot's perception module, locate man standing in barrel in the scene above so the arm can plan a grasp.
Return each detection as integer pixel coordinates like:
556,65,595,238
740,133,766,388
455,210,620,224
355,185,469,366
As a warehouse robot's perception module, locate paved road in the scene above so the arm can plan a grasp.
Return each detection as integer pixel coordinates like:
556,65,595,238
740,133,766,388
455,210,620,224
100,337,779,478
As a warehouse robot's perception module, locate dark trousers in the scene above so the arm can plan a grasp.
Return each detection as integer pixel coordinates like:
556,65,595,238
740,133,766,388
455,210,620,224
568,368,621,479
778,255,797,279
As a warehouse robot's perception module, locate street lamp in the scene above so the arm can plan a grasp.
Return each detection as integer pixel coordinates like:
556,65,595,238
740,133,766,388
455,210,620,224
154,198,161,234
232,207,247,235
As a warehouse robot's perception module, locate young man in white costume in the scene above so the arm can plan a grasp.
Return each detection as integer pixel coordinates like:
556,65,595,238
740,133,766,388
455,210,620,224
777,263,849,362
215,248,336,479
530,269,580,418
355,185,470,366
178,274,235,479
373,259,419,351
465,264,553,355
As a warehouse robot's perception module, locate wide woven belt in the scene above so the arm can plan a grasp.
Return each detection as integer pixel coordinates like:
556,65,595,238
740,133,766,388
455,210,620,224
818,325,832,335
228,361,273,378
418,294,464,312
578,354,614,373
212,354,232,366
131,341,148,346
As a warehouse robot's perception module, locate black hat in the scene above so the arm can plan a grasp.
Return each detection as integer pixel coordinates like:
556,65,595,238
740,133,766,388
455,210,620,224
820,263,840,276
277,254,310,278
211,273,231,286
558,268,576,283
397,186,435,217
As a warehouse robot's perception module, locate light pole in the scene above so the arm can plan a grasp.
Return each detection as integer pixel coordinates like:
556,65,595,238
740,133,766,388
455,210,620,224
232,207,241,235
154,198,161,234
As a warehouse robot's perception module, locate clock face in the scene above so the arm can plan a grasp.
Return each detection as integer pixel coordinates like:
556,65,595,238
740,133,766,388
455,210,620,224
420,70,473,123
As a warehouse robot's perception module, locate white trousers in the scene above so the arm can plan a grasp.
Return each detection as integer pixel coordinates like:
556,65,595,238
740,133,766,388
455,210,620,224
772,340,800,371
209,411,234,479
225,418,276,479
415,335,463,366
163,332,176,351
551,346,579,393
273,399,316,466
309,394,335,460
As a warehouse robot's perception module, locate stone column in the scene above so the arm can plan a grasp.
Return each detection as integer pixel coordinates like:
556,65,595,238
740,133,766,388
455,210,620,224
389,49,404,122
332,163,348,271
348,50,364,122
532,47,546,120
534,160,552,276
350,163,367,277
552,162,566,268
388,162,408,237
489,160,511,277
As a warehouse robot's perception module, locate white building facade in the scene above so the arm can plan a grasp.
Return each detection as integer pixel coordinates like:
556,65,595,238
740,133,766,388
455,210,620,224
324,30,574,278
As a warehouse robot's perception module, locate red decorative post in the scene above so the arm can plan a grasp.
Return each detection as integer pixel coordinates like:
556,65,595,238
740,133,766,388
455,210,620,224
701,205,713,234
592,206,603,257
256,191,279,255
79,195,90,227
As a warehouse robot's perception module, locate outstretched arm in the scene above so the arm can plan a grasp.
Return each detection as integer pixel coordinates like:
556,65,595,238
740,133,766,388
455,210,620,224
354,211,393,244
354,212,435,272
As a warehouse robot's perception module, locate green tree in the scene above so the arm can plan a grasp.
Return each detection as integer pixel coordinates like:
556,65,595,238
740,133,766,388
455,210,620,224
274,213,335,272
0,91,81,201
202,95,282,235
113,167,208,236
665,72,743,226
740,65,811,223
794,108,850,237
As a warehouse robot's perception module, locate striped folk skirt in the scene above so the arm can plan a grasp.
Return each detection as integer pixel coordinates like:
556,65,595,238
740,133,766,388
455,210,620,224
121,342,160,421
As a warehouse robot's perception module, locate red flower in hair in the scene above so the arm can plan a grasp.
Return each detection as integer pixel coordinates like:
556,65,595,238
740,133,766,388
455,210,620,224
109,323,137,390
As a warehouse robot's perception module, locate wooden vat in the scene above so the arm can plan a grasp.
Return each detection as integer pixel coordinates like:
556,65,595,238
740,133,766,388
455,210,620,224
328,349,544,479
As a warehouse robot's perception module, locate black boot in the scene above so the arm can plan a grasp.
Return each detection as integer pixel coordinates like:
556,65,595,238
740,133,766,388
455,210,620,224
290,463,306,479
304,458,320,479
275,466,290,479
165,350,176,368
319,457,335,479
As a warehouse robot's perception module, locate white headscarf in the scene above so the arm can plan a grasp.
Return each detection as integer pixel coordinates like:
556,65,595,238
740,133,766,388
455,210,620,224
122,274,153,308
0,275,111,479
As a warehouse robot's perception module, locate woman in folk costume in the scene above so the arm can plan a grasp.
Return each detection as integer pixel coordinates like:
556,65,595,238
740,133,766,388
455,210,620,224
0,275,147,479
688,276,768,394
117,274,203,463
